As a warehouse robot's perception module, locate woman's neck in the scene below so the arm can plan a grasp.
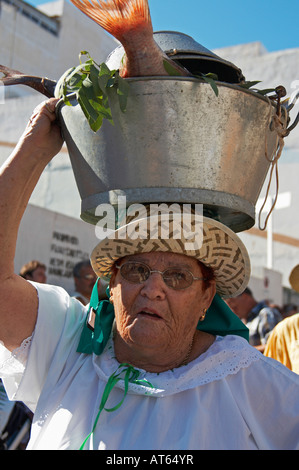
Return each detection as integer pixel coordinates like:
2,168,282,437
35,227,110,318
113,330,215,373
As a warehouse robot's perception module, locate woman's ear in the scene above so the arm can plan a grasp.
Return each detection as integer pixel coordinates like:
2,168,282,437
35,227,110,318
109,273,116,287
202,279,217,309
109,271,117,301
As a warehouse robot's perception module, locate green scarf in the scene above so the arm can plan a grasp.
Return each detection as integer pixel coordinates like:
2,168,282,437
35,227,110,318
77,280,248,355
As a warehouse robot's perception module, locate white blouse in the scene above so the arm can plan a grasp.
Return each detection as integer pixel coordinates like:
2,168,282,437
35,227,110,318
0,282,299,450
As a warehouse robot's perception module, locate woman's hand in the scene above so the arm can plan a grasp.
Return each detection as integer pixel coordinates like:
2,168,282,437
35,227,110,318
15,97,64,163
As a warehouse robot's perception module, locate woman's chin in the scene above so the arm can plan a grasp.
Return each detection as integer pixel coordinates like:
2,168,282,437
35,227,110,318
122,318,168,351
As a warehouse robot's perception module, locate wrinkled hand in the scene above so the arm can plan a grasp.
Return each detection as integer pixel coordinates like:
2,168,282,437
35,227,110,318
17,98,64,163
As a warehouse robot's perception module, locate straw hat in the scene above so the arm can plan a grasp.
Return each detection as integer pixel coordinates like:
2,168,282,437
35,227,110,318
289,264,299,293
91,212,250,299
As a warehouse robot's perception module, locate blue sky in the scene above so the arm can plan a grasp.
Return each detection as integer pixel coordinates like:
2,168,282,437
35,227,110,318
27,0,298,52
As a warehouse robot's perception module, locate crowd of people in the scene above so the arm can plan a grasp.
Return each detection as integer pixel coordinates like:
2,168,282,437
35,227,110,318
226,268,299,374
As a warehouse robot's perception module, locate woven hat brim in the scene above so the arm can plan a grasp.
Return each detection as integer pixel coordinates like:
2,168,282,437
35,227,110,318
90,215,250,298
289,264,299,293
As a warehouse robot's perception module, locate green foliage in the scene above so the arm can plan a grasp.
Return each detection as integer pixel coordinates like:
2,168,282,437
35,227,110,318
55,52,130,132
201,73,219,97
239,80,276,96
162,59,182,76
193,73,219,97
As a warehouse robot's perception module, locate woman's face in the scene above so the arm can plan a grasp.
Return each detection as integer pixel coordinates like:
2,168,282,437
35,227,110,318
109,251,216,360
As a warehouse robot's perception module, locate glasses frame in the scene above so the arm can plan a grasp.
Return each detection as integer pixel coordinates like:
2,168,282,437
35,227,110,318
115,261,207,290
80,274,98,280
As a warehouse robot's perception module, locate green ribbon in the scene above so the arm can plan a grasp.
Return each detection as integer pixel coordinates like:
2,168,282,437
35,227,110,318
77,281,249,356
79,363,153,450
197,293,249,339
77,279,115,355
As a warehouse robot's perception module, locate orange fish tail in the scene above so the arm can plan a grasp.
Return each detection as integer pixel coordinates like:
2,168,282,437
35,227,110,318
69,0,184,77
70,0,153,42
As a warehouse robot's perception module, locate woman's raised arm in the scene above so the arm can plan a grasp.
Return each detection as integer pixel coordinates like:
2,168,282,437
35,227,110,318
0,98,63,350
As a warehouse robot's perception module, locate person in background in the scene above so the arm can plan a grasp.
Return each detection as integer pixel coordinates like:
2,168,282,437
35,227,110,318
19,260,47,284
281,303,298,319
225,287,282,352
72,260,108,305
264,264,299,374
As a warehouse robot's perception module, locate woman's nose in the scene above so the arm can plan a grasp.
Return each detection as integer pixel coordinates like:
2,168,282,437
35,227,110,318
140,272,166,299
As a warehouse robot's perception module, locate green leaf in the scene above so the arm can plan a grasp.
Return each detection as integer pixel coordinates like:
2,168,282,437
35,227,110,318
116,74,130,112
79,51,92,64
68,73,85,89
256,88,276,96
239,80,262,89
89,64,102,97
99,64,117,90
78,93,103,132
55,66,75,98
192,73,219,97
205,73,219,81
78,87,100,123
239,81,276,96
100,62,114,76
202,76,219,97
163,59,181,76
98,74,111,96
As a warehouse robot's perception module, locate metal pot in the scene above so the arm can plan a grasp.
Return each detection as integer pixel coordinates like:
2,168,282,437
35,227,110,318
106,31,245,84
1,31,293,232
57,77,287,232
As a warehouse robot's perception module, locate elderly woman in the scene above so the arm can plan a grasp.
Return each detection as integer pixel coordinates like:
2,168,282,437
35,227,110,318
0,99,299,450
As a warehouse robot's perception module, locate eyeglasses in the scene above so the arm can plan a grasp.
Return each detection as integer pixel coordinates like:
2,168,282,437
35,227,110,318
80,274,97,281
116,261,206,290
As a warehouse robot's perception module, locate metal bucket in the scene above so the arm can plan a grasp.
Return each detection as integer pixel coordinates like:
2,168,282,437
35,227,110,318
57,77,286,232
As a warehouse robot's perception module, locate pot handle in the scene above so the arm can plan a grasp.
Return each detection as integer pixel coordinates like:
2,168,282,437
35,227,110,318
0,64,56,98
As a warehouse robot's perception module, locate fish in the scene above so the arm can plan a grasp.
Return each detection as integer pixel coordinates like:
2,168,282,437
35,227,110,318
0,65,56,97
69,0,189,77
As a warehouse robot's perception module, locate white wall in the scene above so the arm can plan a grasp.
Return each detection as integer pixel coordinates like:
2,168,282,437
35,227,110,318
15,204,99,293
0,0,118,81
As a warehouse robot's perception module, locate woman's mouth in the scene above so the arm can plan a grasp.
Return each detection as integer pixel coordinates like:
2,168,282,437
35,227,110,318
137,309,162,320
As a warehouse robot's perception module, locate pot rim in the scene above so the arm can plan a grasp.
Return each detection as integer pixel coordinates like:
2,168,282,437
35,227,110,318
55,76,278,111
